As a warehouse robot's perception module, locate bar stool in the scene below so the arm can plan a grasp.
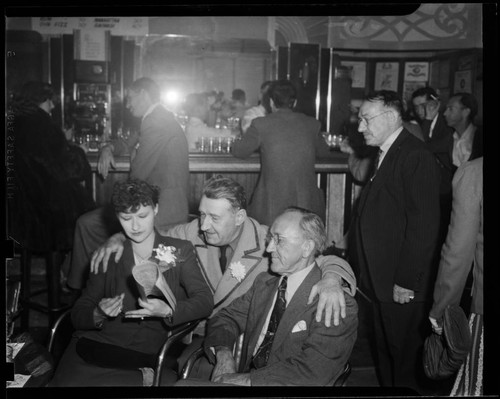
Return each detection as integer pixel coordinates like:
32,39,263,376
19,247,72,330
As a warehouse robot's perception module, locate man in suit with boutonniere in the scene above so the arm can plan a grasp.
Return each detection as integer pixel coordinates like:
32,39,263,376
177,207,358,386
91,176,356,379
92,176,356,328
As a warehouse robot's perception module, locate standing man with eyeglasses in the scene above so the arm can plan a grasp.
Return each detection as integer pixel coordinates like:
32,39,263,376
348,91,441,394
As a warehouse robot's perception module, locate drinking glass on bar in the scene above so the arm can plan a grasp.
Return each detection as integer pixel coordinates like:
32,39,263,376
225,136,234,153
216,137,223,153
198,136,206,152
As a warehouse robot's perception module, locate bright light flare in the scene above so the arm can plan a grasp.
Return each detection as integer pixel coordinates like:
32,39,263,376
161,90,181,106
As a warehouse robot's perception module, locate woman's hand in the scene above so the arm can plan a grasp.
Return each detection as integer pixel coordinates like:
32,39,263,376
124,297,172,319
96,293,125,318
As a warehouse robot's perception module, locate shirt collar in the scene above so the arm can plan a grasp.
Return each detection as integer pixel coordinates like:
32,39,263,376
453,123,476,142
379,125,404,154
225,224,244,253
285,262,315,303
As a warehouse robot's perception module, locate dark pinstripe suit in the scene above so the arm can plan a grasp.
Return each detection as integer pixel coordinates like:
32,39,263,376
351,128,441,393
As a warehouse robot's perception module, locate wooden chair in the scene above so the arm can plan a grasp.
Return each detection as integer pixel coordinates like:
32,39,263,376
46,309,201,386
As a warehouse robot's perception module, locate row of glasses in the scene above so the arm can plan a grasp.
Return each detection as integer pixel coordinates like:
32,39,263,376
197,136,235,153
74,130,102,152
323,132,346,151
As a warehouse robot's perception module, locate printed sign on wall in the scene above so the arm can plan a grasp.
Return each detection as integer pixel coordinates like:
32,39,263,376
454,70,472,93
375,62,399,92
340,61,366,88
404,62,429,82
32,17,148,36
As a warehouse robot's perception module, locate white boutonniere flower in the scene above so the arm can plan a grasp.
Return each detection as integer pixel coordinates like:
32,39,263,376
154,244,178,270
229,261,246,283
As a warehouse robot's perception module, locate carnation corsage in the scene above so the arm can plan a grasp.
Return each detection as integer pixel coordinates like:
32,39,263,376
229,261,246,282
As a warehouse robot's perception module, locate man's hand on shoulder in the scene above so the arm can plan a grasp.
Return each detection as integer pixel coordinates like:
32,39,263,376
90,232,126,273
308,272,346,327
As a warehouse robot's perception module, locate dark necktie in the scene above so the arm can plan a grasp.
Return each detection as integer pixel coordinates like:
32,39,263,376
252,276,288,369
370,149,383,181
219,245,229,273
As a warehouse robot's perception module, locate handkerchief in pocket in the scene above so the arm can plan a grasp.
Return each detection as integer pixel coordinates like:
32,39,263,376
292,320,307,333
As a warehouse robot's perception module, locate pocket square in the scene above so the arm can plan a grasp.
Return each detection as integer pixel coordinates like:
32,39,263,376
292,320,307,333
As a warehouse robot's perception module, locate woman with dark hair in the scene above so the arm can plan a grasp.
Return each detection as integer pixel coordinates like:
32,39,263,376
49,178,213,386
8,81,95,252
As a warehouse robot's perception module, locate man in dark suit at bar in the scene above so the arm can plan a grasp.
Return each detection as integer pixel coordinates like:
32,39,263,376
232,80,331,227
66,77,189,292
349,91,440,394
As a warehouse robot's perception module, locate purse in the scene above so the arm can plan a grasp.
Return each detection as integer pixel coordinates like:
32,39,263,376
423,304,472,380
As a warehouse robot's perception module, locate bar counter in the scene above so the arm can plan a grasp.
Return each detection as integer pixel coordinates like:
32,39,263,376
86,151,354,246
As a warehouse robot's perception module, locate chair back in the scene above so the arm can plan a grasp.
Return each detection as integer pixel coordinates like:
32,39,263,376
46,309,74,369
333,362,351,387
179,332,244,380
153,319,201,386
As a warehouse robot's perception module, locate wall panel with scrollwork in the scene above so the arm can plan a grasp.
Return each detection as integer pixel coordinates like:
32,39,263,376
327,4,482,50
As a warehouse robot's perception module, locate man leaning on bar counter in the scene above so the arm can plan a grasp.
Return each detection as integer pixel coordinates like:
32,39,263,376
65,77,190,292
232,80,335,227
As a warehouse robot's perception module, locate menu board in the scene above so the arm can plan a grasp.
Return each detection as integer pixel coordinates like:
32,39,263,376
32,17,148,36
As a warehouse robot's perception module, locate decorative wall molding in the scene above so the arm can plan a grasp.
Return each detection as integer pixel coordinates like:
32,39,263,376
275,16,309,44
328,4,482,50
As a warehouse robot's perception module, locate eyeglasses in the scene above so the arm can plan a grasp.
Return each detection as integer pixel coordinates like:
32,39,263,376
266,233,287,247
358,111,391,126
266,232,304,247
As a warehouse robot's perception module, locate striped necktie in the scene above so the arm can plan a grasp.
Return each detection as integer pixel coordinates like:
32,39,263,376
252,276,288,369
371,149,383,181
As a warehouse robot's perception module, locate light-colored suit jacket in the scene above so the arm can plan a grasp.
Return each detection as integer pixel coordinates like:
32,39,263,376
167,217,357,337
204,265,358,386
167,217,269,317
430,157,483,318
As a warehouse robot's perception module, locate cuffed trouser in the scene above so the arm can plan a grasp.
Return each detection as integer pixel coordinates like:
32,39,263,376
371,300,431,395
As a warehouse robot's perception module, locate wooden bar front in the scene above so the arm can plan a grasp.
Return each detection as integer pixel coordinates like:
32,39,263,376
87,152,353,247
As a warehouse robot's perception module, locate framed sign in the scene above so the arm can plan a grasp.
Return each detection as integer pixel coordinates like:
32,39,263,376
404,62,429,82
454,70,472,93
340,61,366,88
375,62,399,92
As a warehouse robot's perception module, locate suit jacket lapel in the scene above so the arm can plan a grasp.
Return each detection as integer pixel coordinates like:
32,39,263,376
213,218,265,307
244,276,279,368
364,130,410,200
272,265,321,350
194,236,220,295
